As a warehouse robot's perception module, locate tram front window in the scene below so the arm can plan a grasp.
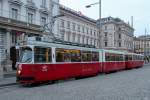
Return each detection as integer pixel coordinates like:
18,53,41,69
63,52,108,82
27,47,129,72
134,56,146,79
20,47,32,63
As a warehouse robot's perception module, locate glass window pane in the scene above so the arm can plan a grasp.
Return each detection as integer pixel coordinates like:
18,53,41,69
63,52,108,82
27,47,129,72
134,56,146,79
82,51,92,62
56,48,71,62
92,52,99,61
34,47,51,63
71,50,81,62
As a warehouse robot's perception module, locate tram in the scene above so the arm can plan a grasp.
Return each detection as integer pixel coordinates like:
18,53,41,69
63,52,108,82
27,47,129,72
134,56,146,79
16,37,144,85
125,53,144,69
102,50,125,73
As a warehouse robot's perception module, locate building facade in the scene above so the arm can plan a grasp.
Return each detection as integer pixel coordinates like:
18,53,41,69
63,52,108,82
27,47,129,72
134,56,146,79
134,35,150,56
59,5,100,48
98,17,134,52
0,0,59,72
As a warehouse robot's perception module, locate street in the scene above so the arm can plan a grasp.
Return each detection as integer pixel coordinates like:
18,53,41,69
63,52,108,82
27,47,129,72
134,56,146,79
0,65,150,100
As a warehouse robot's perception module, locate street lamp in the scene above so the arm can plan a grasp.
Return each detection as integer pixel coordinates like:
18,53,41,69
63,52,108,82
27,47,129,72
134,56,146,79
86,0,102,48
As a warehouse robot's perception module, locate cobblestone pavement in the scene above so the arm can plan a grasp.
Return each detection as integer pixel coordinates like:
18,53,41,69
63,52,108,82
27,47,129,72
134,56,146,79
0,65,150,100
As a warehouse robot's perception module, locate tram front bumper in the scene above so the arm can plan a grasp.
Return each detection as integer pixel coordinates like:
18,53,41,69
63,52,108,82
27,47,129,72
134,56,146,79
17,76,35,84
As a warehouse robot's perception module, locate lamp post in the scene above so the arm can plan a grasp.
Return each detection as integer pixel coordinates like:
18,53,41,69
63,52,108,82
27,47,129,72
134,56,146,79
86,0,102,48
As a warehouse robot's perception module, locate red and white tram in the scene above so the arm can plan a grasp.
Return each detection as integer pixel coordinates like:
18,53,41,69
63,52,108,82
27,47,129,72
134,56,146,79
16,39,144,85
17,40,102,84
102,50,125,73
125,53,144,69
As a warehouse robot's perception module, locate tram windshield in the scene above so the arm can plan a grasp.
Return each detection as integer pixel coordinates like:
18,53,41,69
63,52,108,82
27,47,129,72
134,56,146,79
20,47,32,63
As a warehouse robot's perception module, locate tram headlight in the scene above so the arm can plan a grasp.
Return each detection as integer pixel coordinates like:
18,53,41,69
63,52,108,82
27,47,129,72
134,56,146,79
17,64,22,75
18,70,21,75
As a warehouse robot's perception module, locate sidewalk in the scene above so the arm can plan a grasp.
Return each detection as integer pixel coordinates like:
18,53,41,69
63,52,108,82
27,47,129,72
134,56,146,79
144,63,150,66
0,77,17,87
0,71,17,87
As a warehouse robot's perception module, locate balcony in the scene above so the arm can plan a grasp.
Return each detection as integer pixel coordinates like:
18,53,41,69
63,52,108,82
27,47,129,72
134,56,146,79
0,9,42,34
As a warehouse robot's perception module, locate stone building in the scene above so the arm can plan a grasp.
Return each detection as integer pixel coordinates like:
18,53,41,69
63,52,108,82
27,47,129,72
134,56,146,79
134,35,150,56
0,0,59,73
59,5,100,48
97,17,134,52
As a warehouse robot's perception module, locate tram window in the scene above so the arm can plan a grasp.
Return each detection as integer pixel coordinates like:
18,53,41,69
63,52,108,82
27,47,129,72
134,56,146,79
118,55,123,61
129,55,132,60
56,48,71,62
92,52,99,61
133,55,136,60
34,47,51,63
105,53,114,61
82,51,92,62
20,47,32,63
126,55,132,61
71,50,81,62
105,53,111,61
142,56,144,60
115,55,119,61
125,55,129,61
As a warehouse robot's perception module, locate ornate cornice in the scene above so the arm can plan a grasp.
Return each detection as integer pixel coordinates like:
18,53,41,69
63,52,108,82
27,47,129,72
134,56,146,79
25,0,37,11
8,0,23,6
39,8,49,15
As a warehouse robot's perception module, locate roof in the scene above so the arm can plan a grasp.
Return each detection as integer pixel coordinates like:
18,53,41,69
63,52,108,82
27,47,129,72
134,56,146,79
59,5,97,24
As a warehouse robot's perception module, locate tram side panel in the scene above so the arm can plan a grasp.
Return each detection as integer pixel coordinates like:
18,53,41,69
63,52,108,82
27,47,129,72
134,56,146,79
102,50,125,73
125,54,144,69
33,48,101,82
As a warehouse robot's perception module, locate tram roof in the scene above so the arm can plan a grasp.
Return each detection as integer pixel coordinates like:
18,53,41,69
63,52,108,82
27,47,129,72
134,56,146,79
102,49,126,54
25,40,101,52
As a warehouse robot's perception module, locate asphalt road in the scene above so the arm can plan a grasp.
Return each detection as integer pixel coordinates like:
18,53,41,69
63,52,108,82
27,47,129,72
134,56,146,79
0,64,150,100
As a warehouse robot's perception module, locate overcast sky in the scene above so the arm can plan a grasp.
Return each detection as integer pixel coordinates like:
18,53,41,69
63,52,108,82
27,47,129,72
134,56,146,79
60,0,150,36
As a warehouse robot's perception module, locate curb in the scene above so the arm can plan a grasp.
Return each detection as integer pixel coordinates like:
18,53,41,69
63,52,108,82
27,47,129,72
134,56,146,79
0,83,18,87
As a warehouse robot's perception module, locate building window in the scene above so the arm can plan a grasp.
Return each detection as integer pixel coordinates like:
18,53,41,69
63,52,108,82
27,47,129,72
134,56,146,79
94,31,96,36
119,27,121,31
78,34,80,43
86,27,89,34
90,29,92,35
60,30,65,40
67,21,70,29
90,38,92,45
41,0,46,8
41,17,46,26
82,26,85,33
72,33,75,42
67,33,70,42
94,40,96,46
97,32,99,37
105,26,107,30
86,37,88,44
82,36,85,44
104,32,107,37
28,13,33,24
60,19,65,28
119,34,121,39
105,42,107,47
119,42,121,47
72,23,76,31
77,25,80,32
11,8,18,20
